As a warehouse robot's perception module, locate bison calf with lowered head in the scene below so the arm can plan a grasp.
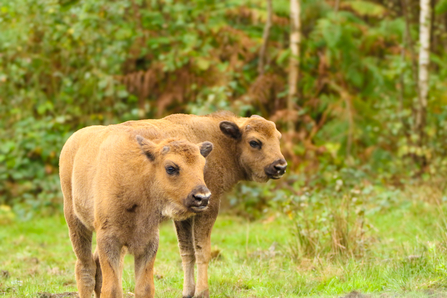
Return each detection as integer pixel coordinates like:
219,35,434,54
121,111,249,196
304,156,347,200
59,125,213,298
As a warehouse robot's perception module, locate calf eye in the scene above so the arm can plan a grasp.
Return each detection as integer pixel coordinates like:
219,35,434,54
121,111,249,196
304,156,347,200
249,141,261,149
166,166,178,175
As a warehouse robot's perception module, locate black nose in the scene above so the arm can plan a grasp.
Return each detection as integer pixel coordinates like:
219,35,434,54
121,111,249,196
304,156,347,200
186,185,211,211
274,163,287,173
264,158,287,179
193,192,211,206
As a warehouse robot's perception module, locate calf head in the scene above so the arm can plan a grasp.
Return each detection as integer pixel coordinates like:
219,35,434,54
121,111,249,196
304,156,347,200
136,135,213,217
219,115,287,183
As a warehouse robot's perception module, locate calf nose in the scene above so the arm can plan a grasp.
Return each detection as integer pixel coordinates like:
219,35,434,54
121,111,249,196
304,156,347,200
274,162,287,175
265,158,287,178
186,186,211,211
193,192,211,206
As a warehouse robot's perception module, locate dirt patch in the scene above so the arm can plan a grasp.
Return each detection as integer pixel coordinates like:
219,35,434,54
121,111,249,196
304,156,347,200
38,292,79,298
0,270,10,278
339,290,447,298
37,292,136,298
341,291,371,298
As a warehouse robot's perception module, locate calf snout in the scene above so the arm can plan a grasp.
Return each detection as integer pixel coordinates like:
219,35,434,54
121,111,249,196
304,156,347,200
193,193,210,206
186,185,211,212
265,158,287,179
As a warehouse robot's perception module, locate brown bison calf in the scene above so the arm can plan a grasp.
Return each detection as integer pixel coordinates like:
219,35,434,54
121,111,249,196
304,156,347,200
121,112,287,297
59,125,213,298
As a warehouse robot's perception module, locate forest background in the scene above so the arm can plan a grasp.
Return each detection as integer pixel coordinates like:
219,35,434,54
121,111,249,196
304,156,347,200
2,0,447,296
1,0,447,217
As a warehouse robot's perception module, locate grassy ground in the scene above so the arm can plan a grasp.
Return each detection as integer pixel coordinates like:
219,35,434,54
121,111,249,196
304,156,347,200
1,185,447,297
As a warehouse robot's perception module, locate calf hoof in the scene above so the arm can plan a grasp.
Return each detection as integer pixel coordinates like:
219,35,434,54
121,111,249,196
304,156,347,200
182,289,195,298
194,290,209,298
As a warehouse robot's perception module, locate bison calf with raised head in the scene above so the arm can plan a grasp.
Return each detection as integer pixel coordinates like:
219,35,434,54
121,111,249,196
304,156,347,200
59,125,213,298
122,112,287,297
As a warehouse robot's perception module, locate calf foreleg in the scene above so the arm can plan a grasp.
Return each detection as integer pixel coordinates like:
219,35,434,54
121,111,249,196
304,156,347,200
193,211,218,298
93,248,102,297
96,233,123,298
174,218,196,298
93,246,126,298
134,238,159,298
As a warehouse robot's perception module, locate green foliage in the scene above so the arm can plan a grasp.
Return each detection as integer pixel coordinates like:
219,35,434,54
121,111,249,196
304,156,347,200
1,0,447,217
0,205,15,224
435,0,447,14
0,0,139,212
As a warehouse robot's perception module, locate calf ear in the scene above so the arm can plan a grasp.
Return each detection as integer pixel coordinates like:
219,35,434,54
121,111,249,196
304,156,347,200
136,135,157,161
199,141,213,158
219,121,242,140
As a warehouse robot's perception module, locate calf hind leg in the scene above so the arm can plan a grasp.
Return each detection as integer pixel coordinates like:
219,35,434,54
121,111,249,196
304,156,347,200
66,215,96,298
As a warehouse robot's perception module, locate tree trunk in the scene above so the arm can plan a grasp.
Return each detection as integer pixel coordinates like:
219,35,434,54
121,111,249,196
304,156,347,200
258,0,272,75
287,0,301,131
416,0,431,167
400,0,419,95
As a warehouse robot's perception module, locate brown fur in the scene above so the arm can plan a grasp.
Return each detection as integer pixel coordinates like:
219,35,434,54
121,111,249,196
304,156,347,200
59,124,213,298
117,112,286,297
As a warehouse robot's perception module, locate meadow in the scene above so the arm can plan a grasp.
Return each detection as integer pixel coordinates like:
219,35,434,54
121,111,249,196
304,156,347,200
1,180,447,297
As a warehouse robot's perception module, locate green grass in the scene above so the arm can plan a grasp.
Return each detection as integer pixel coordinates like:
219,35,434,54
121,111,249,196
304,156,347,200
1,190,447,297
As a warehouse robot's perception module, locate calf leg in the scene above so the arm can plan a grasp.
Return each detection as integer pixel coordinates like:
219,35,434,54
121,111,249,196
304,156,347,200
174,218,196,298
66,215,96,298
193,211,218,298
93,248,102,297
93,246,125,298
96,233,123,298
134,239,159,298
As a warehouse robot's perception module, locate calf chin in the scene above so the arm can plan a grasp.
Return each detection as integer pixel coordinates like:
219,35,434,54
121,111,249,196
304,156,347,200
162,203,196,221
250,172,270,183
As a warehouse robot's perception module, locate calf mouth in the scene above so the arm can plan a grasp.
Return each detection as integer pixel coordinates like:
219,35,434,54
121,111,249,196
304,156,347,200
267,173,284,180
265,168,286,180
190,205,209,212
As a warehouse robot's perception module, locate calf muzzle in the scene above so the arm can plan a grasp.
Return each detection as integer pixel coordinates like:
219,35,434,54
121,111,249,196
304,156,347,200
264,158,287,179
185,185,211,212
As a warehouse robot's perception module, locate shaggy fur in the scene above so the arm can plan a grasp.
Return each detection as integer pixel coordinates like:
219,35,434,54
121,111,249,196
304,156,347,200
59,124,213,298
120,112,287,298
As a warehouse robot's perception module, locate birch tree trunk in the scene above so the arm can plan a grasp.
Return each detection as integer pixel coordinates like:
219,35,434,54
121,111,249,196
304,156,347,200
416,0,431,166
287,0,301,131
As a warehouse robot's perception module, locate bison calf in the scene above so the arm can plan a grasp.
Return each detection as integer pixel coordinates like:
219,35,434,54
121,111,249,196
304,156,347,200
122,112,287,297
59,125,213,298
